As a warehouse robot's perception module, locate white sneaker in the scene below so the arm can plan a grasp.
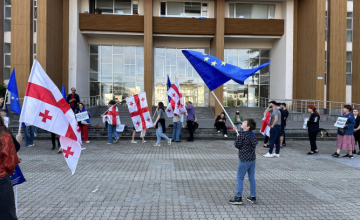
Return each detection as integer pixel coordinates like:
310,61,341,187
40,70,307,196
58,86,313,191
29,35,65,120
115,137,120,143
85,141,90,144
168,139,172,145
107,143,113,145
273,154,280,158
30,144,35,147
142,140,147,143
81,147,86,150
224,134,228,137
217,130,220,132
131,141,137,144
263,152,274,158
153,143,161,146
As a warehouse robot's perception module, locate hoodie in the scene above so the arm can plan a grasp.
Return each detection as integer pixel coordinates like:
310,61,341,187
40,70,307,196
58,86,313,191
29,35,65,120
234,131,258,162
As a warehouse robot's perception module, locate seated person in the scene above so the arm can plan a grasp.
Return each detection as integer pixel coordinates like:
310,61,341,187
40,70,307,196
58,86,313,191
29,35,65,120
214,112,228,137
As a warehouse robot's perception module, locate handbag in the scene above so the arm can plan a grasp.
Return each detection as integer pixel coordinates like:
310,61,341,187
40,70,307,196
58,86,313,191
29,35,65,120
337,127,346,136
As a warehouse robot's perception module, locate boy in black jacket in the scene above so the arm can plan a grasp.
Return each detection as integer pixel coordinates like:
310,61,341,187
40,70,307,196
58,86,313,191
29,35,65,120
229,119,258,205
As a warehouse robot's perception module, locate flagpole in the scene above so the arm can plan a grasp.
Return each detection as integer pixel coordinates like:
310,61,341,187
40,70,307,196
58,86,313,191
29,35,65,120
4,90,8,104
211,91,239,135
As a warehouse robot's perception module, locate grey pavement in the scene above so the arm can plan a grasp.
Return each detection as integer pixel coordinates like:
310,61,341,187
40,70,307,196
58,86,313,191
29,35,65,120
16,139,360,220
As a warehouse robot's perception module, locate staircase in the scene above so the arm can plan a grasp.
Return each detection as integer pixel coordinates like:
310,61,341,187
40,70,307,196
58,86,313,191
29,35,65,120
224,107,265,119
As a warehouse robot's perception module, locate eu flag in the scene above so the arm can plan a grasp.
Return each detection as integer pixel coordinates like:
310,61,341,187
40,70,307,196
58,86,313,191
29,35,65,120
167,75,172,103
7,68,21,115
182,50,271,91
10,165,26,186
61,83,67,100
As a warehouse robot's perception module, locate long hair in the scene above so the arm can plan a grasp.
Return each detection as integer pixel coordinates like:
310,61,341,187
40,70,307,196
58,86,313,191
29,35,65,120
264,107,273,115
308,105,320,117
76,102,85,113
158,102,165,112
0,116,8,134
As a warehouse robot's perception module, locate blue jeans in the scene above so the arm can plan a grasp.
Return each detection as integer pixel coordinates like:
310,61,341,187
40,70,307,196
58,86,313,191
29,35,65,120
156,124,169,144
107,124,119,143
236,124,243,132
24,125,34,146
172,121,182,141
269,125,281,154
236,160,256,198
34,127,38,134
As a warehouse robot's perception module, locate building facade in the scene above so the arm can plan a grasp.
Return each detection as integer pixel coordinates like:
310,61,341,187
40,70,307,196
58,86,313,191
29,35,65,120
1,0,357,115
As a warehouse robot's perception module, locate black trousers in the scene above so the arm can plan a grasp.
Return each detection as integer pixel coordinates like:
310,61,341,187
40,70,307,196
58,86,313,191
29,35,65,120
264,135,269,145
51,133,60,147
215,122,227,135
187,120,194,140
308,131,318,152
354,135,360,150
0,175,17,220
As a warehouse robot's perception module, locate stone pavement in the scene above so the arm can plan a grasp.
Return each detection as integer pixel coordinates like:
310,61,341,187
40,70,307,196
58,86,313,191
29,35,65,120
16,139,360,220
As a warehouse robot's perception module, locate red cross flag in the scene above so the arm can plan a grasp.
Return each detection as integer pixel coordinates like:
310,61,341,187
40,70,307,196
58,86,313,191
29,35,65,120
103,105,121,126
126,92,153,132
19,60,82,174
166,80,187,118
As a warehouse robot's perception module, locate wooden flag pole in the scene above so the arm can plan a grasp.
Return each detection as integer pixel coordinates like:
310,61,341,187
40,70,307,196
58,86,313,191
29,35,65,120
211,91,239,135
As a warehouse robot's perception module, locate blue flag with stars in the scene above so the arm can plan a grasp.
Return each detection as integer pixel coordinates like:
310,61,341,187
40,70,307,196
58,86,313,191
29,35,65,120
10,165,26,186
167,75,172,103
61,83,67,100
182,50,271,91
7,68,21,115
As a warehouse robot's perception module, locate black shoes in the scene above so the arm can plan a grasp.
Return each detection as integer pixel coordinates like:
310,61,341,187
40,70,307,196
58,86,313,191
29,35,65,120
229,196,243,205
246,196,257,204
332,152,340,158
186,138,194,142
51,145,55,150
349,155,354,159
342,154,350,158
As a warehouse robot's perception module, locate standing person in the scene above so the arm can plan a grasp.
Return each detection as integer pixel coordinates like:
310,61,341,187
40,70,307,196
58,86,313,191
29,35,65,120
229,119,258,205
306,105,320,155
24,123,35,147
215,112,228,137
51,133,60,150
352,109,360,155
0,117,20,220
185,101,195,142
263,101,282,158
332,105,356,158
101,100,120,145
67,87,80,112
75,103,91,144
140,129,147,143
172,111,182,142
153,102,171,146
261,107,272,148
280,103,289,147
233,110,243,131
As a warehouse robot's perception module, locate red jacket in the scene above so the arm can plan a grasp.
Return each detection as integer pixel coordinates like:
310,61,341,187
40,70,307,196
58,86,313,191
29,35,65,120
0,132,20,178
260,112,271,133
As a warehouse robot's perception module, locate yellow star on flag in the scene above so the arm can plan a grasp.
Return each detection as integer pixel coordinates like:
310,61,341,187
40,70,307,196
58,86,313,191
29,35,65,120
16,98,18,100
204,57,210,61
211,61,217,66
221,62,226,66
11,97,14,99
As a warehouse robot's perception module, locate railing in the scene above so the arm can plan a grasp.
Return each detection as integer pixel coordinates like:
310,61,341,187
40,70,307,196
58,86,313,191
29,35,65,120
259,97,360,115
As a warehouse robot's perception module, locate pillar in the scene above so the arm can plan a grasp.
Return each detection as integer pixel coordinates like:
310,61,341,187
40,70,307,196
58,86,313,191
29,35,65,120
11,0,33,98
327,0,347,107
210,0,224,116
144,0,153,115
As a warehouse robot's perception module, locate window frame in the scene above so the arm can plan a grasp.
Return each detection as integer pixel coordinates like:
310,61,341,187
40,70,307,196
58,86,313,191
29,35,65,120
159,1,209,18
347,12,353,42
4,43,11,80
346,51,352,85
95,0,136,15
4,0,11,32
228,3,276,19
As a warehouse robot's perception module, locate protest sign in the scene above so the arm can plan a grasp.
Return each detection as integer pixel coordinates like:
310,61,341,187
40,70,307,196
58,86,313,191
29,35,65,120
75,112,89,122
303,118,308,129
334,117,347,128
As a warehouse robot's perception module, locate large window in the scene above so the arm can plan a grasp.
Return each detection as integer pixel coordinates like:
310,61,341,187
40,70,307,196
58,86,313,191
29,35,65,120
160,2,208,18
4,43,10,80
4,0,11,31
95,0,138,15
154,48,210,106
346,52,352,85
347,12,352,42
89,45,144,103
229,3,275,19
223,49,270,107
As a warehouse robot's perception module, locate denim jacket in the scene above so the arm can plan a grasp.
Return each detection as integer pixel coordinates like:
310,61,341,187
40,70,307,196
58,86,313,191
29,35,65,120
342,112,355,135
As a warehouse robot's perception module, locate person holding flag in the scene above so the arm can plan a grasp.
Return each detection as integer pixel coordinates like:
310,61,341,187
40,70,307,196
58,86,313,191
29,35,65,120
101,100,121,144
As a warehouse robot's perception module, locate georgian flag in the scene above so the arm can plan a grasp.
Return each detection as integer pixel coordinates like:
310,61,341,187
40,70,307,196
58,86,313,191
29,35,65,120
103,105,121,126
19,60,81,174
126,92,153,132
166,80,187,118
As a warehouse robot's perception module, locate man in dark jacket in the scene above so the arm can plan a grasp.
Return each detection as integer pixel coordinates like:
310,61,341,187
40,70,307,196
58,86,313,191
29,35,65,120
67,87,80,112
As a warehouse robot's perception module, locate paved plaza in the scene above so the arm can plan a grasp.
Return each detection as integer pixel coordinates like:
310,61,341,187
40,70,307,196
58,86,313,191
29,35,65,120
16,139,360,220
